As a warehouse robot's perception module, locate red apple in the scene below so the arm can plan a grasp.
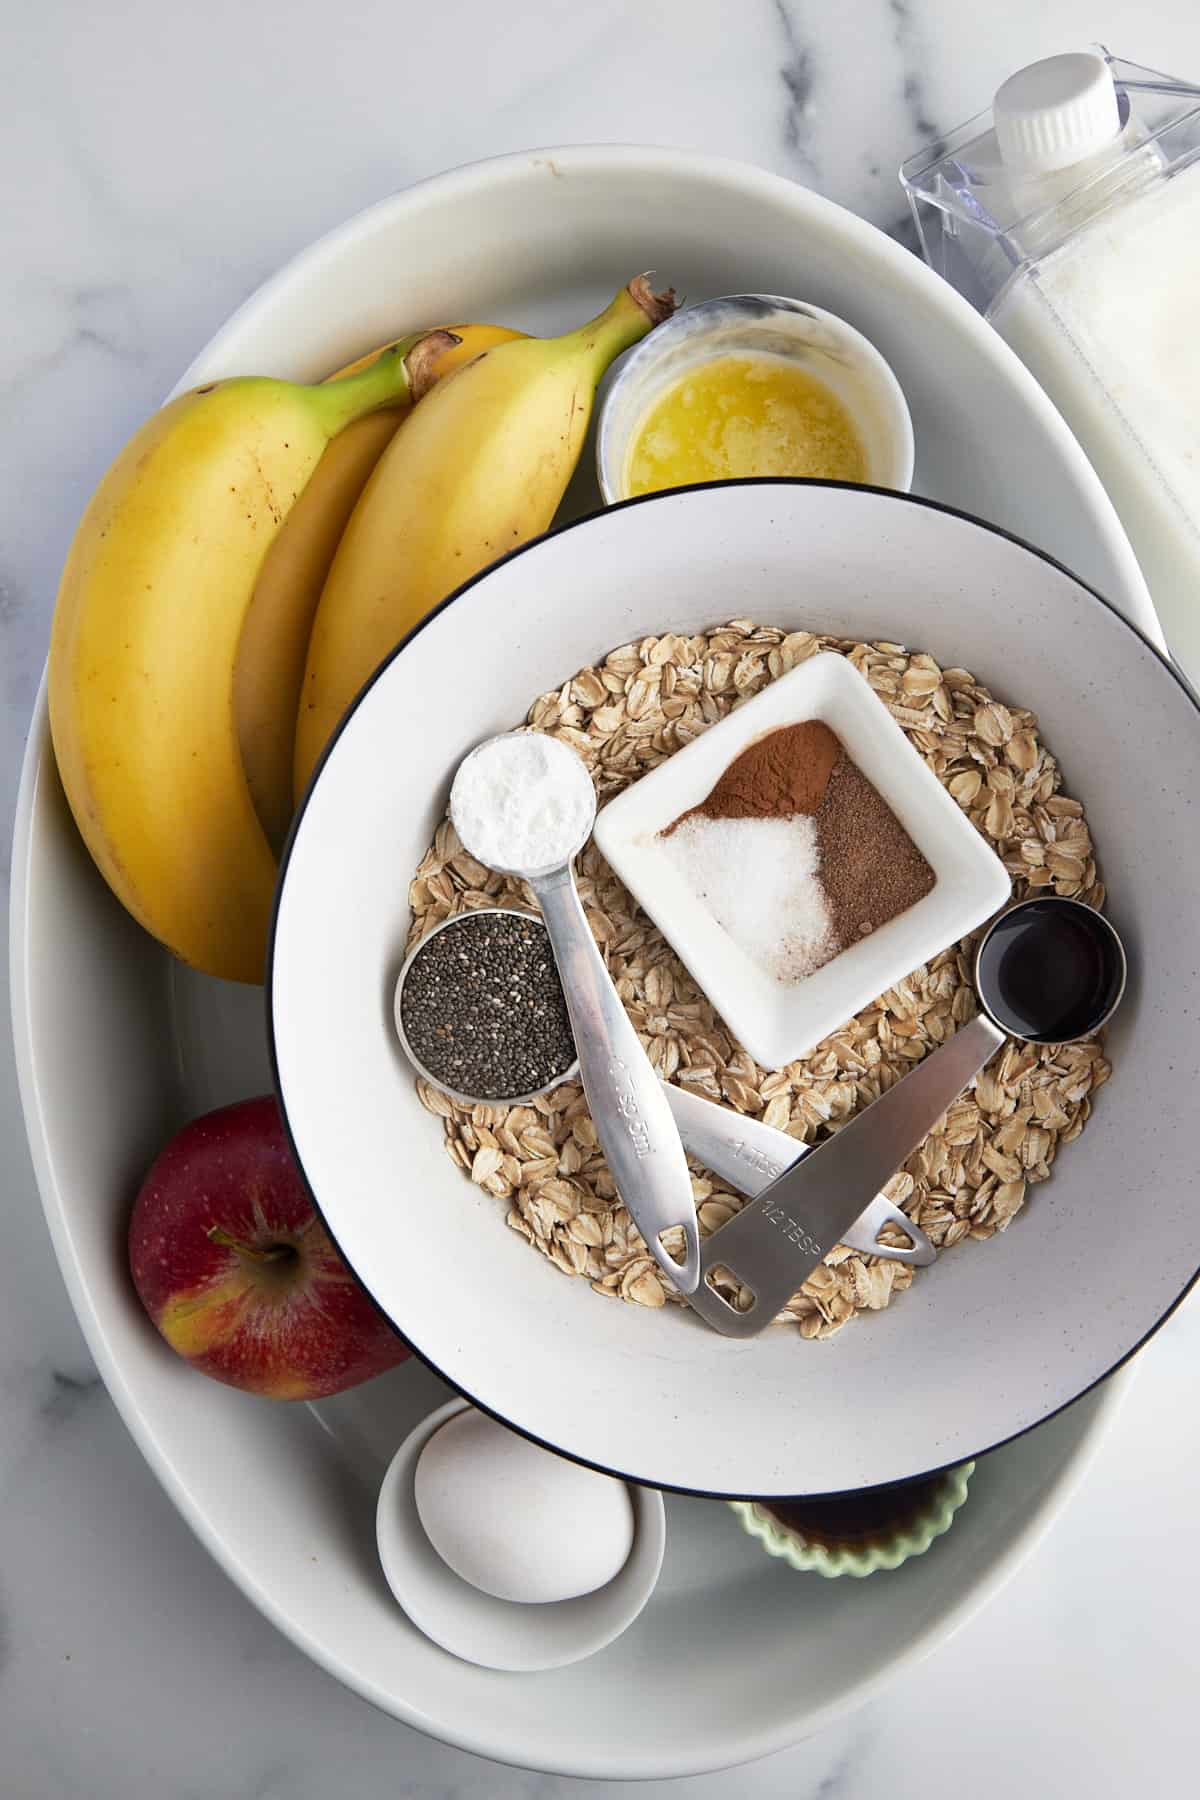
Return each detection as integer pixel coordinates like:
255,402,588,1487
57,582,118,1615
129,1094,409,1398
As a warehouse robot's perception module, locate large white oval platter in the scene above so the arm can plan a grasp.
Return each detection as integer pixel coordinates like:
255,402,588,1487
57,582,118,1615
10,146,1149,1777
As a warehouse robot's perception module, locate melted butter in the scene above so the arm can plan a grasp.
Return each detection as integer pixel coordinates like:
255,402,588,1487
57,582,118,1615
624,352,866,496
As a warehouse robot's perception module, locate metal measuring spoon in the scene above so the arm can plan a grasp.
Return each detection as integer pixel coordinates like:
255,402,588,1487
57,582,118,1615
450,734,702,1293
689,896,1126,1337
392,916,928,1264
661,1082,934,1266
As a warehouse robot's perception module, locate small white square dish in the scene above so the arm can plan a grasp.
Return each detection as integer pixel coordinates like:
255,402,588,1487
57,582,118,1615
592,650,1012,1068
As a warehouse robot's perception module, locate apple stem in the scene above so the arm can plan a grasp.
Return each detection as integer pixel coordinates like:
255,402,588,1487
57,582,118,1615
207,1224,297,1265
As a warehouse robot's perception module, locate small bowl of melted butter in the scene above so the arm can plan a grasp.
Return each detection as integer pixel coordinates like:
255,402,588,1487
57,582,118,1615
596,293,914,503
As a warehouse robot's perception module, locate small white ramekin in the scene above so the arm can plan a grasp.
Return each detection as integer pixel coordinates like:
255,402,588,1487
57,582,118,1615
592,651,1010,1071
376,1399,666,1672
596,293,915,504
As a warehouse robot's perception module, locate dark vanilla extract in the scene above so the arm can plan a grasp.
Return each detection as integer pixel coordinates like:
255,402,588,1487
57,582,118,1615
976,899,1124,1043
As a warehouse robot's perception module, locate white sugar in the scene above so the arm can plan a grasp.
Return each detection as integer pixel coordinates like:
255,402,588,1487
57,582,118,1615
451,732,595,875
662,814,839,983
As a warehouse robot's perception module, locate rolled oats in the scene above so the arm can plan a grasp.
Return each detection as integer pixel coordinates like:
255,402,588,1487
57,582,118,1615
408,624,1111,1339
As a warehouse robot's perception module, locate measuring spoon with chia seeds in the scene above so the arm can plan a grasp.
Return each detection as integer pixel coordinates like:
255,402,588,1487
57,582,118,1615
394,909,581,1106
688,896,1126,1337
450,734,702,1294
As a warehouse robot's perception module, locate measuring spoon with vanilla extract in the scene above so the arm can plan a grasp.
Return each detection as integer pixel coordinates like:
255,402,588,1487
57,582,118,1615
690,896,1126,1337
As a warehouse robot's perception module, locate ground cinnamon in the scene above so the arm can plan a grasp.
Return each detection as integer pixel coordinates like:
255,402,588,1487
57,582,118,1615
660,720,935,980
670,720,840,827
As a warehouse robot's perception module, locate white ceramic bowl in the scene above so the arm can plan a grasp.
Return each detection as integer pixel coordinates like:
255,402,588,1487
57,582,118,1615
271,478,1200,1499
596,294,915,503
376,1398,665,1672
592,649,1011,1068
8,146,1163,1772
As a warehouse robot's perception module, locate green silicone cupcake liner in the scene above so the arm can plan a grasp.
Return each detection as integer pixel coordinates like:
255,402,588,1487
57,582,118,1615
729,1461,975,1578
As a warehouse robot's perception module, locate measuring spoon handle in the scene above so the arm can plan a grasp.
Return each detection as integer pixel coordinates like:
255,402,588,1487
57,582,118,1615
660,1082,934,1266
531,865,702,1293
690,1012,1006,1336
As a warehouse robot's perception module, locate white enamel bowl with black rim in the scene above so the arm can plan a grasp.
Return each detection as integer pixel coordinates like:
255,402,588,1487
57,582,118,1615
271,478,1199,1499
9,147,1177,1773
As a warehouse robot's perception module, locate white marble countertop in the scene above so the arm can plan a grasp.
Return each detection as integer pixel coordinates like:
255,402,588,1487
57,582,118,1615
3,2,1199,1793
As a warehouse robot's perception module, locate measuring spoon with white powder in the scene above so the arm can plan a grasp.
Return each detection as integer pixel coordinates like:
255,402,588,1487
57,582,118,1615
450,732,702,1293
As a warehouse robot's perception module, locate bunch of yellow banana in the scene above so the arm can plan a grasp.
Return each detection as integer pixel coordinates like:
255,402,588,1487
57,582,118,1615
294,276,674,793
235,324,522,851
49,277,674,985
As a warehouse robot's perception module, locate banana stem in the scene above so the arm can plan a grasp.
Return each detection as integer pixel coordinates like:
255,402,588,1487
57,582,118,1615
553,276,678,371
310,329,460,436
627,274,678,327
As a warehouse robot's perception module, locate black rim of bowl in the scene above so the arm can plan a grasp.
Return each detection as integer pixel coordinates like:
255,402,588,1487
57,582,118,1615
267,476,1200,1501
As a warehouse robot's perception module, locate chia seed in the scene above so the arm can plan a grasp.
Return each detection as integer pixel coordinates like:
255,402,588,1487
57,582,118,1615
398,910,577,1102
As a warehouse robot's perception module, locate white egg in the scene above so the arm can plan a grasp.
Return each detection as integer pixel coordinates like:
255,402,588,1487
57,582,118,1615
413,1407,635,1604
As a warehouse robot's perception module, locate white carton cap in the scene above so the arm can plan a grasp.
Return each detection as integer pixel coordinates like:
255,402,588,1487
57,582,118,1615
994,51,1122,174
